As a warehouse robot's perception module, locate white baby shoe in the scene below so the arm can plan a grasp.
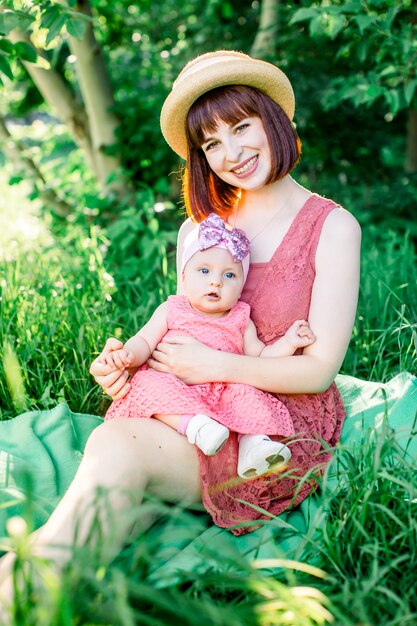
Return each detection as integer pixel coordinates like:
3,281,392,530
237,434,291,479
186,414,229,456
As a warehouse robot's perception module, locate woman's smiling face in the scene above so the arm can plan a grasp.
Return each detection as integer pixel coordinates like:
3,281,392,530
201,117,272,190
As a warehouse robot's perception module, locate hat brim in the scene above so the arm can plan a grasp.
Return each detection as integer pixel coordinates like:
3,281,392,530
160,55,295,160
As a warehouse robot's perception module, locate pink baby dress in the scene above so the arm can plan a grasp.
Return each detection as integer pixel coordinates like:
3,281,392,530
105,295,295,438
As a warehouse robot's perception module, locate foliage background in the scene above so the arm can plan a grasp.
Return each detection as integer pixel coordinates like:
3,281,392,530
0,3,416,625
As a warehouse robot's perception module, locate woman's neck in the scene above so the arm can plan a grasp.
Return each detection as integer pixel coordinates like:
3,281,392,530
228,175,300,226
236,175,298,218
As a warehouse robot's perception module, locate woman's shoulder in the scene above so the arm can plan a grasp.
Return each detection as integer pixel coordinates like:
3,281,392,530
322,204,362,240
316,203,362,263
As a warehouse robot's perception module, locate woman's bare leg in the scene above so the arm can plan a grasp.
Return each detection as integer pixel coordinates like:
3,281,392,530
0,418,200,607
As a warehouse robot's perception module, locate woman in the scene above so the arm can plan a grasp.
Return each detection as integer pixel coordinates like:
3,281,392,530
93,50,360,533
0,50,360,602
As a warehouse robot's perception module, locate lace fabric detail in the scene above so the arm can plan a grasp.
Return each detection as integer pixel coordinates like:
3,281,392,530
196,194,348,535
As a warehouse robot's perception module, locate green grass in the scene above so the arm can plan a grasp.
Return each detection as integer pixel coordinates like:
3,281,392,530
306,416,417,625
2,420,416,625
2,496,334,625
343,226,417,380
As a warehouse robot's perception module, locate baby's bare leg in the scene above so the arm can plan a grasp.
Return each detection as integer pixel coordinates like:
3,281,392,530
153,413,182,430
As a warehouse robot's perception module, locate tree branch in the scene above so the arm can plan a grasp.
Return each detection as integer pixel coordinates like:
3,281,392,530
0,115,74,217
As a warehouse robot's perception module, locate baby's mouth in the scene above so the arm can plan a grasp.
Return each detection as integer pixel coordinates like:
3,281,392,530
206,291,220,299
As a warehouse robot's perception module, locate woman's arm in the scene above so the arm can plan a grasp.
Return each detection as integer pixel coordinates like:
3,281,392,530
149,208,361,394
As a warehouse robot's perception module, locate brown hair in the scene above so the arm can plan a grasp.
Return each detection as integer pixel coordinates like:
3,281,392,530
183,85,301,222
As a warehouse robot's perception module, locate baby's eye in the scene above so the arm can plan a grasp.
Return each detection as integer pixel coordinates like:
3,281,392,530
199,268,209,274
224,272,236,279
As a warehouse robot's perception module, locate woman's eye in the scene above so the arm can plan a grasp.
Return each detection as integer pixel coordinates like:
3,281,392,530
235,123,249,133
204,141,218,152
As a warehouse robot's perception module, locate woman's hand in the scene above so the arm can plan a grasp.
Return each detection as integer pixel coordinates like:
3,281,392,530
147,336,220,384
89,337,132,400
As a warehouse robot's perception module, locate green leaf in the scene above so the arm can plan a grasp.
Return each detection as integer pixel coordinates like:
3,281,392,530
379,65,398,78
15,9,35,32
404,79,417,105
221,1,233,20
366,83,383,104
384,4,401,30
353,14,376,35
14,41,37,63
335,42,352,61
0,54,13,80
339,1,363,14
9,175,24,185
0,39,14,54
289,7,318,25
66,17,87,40
327,14,346,39
310,14,326,38
40,6,62,30
0,9,19,35
357,40,368,63
45,12,67,46
385,89,402,116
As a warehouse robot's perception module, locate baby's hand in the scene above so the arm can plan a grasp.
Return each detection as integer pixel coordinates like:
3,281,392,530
98,348,134,372
285,320,316,349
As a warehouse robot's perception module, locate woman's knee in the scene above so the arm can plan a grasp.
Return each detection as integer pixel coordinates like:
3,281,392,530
82,418,200,501
81,419,145,485
84,419,131,456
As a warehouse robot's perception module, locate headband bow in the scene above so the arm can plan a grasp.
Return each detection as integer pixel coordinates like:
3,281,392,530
198,213,250,262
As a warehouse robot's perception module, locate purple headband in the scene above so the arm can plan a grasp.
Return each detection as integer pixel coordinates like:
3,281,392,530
181,213,251,281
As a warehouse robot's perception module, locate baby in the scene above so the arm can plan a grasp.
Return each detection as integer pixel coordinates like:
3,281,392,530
100,213,315,478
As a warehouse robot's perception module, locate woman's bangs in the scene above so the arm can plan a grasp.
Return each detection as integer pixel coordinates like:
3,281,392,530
187,87,259,148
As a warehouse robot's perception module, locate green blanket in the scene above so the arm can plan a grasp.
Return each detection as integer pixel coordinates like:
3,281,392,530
1,373,416,583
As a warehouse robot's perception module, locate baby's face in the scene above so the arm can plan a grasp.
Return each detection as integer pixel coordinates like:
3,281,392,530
182,247,245,317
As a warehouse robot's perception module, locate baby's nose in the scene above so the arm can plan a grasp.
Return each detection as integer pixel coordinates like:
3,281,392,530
210,274,222,286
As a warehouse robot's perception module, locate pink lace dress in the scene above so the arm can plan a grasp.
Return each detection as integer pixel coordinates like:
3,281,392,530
105,295,294,437
196,194,346,535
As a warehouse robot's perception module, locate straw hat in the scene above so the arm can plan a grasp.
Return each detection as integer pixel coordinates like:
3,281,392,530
160,50,295,160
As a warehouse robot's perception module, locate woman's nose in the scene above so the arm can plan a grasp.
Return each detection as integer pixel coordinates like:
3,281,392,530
223,137,242,162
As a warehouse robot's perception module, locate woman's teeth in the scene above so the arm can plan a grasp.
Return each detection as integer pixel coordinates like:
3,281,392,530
234,156,257,174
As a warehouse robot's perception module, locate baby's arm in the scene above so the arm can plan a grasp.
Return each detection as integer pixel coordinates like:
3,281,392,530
243,319,316,358
100,302,169,372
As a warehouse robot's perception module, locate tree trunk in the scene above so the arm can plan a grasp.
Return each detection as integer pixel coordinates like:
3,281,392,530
251,0,280,59
0,116,74,217
405,107,417,173
63,0,124,193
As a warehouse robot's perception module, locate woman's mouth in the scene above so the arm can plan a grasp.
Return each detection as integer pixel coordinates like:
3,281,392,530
231,155,258,178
